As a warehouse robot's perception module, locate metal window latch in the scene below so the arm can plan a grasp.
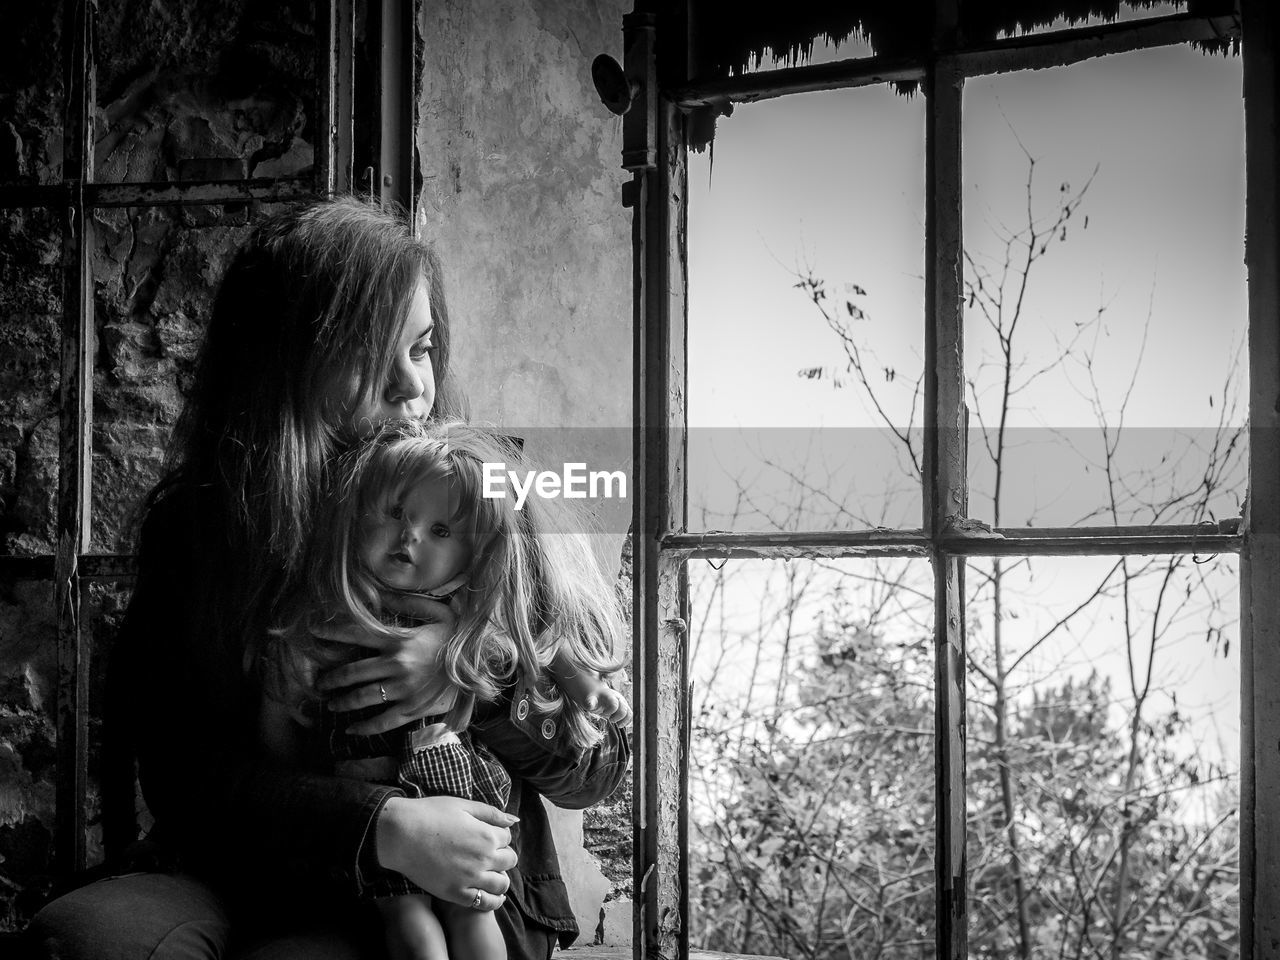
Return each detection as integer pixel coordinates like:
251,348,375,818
591,54,636,116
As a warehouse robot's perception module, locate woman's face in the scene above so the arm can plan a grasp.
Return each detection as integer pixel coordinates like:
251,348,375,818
327,281,437,437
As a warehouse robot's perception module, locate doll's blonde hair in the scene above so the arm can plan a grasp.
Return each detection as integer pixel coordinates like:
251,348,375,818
284,418,625,749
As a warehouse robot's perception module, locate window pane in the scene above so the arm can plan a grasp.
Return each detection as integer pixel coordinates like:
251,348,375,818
688,86,925,533
90,203,285,552
965,554,1239,956
0,0,65,184
95,0,316,183
689,557,935,959
1,209,63,555
962,46,1246,529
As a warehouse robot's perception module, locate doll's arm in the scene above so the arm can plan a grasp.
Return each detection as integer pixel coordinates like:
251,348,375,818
469,685,630,810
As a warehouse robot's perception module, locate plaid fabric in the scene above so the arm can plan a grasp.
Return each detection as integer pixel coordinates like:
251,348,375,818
397,725,511,809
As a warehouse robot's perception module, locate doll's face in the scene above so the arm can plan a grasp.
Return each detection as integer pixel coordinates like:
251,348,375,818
361,478,470,593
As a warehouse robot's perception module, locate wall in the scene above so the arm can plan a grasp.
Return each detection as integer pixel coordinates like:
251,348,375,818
415,0,634,943
417,0,633,545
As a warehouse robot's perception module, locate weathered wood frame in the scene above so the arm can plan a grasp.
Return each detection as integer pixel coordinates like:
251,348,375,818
0,0,425,876
626,8,690,956
1241,1,1280,954
626,4,1265,958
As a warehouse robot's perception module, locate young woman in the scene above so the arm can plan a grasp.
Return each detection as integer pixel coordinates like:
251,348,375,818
25,198,629,960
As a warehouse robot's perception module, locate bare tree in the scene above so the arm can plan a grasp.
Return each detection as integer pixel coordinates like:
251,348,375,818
687,148,1242,960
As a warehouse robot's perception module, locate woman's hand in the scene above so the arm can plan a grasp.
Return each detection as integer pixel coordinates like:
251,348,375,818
376,795,518,910
314,594,456,736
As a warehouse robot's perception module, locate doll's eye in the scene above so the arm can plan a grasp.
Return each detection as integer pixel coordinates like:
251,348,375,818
430,523,451,538
386,502,404,520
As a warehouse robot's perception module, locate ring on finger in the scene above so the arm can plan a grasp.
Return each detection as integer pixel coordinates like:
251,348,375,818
379,683,388,703
470,890,483,910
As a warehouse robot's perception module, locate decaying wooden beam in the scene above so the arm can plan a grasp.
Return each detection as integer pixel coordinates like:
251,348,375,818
946,12,1241,78
626,2,696,956
671,54,924,109
1241,1,1280,955
671,13,1237,111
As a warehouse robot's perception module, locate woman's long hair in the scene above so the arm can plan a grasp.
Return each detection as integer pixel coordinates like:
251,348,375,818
150,197,459,654
279,419,625,749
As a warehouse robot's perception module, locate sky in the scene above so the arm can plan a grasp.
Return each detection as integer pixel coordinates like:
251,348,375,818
686,42,1246,425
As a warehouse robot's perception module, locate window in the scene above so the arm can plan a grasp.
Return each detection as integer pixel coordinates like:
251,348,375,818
620,2,1274,956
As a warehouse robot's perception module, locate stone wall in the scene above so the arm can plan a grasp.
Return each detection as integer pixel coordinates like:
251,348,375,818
1,0,636,936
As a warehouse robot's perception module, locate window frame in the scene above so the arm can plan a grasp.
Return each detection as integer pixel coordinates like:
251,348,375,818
623,2,1273,956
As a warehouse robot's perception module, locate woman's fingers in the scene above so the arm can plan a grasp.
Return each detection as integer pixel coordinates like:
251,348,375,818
340,691,455,737
322,665,456,732
479,870,515,901
327,685,397,719
457,874,510,911
311,602,457,728
315,656,393,694
492,844,518,873
471,865,513,902
375,796,519,907
453,853,513,908
468,803,518,832
309,619,397,651
321,640,456,730
338,686,453,734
